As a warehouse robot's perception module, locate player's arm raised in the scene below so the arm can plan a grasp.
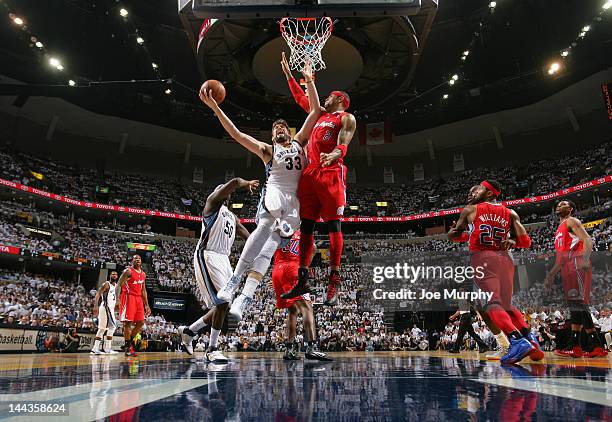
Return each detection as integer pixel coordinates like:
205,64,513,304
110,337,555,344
294,61,321,146
503,209,531,250
447,205,474,241
320,113,357,167
235,216,250,241
92,282,109,315
199,89,272,162
203,178,259,217
566,217,593,270
282,52,311,113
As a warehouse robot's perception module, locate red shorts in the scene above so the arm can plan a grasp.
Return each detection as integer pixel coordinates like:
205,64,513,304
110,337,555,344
272,263,309,309
120,293,145,322
560,258,592,305
470,251,515,309
298,164,347,222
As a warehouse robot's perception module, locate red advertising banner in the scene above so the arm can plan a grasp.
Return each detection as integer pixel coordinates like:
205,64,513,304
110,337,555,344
0,244,21,255
0,176,610,224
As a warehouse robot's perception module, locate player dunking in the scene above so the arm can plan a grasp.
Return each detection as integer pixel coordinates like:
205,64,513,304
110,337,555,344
448,180,544,364
91,271,119,355
545,200,607,358
200,62,321,308
178,178,254,363
280,52,357,305
118,255,150,357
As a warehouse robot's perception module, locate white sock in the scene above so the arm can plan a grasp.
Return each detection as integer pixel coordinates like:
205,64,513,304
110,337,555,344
93,339,101,351
189,317,208,333
495,333,510,349
209,328,220,348
242,276,260,299
104,339,112,352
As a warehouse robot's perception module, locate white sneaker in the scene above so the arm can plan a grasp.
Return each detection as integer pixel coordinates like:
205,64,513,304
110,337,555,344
178,326,194,355
90,349,102,355
486,348,508,361
206,348,228,363
229,294,252,323
217,276,241,303
105,349,119,355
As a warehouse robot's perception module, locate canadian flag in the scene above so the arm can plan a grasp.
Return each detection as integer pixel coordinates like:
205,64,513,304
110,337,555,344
359,121,392,145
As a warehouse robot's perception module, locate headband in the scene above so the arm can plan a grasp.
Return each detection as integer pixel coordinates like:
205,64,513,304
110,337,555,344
481,181,500,197
331,91,350,109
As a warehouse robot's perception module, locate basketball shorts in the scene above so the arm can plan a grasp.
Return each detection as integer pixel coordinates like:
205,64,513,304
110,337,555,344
470,251,515,310
272,262,311,309
120,293,144,322
560,257,592,305
194,249,232,308
97,303,117,330
259,184,300,237
298,164,347,222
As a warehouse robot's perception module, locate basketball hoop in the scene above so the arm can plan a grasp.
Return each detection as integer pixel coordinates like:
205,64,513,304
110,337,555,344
280,17,333,72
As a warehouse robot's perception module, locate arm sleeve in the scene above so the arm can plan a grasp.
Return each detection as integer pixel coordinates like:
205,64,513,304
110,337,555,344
288,77,310,113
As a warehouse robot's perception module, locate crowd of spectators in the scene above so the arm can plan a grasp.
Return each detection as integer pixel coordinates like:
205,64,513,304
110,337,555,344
1,142,610,218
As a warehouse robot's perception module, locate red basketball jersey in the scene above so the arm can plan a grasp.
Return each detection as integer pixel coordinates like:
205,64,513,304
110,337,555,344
468,202,512,252
123,266,146,296
274,232,300,265
307,111,347,166
554,219,583,258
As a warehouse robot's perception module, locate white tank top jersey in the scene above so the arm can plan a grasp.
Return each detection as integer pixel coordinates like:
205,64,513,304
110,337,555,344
102,281,117,310
266,140,305,195
198,204,236,256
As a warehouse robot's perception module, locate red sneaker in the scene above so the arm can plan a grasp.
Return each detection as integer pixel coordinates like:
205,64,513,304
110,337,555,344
528,344,545,361
571,346,584,358
553,347,575,358
325,272,340,306
585,347,608,358
125,345,138,357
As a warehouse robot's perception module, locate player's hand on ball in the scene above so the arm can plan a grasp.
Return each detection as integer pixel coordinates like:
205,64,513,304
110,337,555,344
246,179,260,194
199,89,218,110
281,52,291,78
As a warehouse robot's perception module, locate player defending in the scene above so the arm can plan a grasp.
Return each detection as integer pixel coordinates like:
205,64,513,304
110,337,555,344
178,178,255,362
545,200,607,358
448,180,544,364
91,271,119,355
200,62,321,307
280,52,357,306
118,255,150,357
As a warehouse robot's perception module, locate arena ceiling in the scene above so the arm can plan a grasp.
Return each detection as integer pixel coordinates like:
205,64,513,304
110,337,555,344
0,0,611,136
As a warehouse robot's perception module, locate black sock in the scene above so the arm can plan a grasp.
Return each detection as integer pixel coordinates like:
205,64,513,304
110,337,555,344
519,328,531,338
508,331,522,341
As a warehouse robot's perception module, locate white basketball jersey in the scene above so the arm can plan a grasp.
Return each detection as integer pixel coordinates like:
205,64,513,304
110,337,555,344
102,281,117,310
266,140,305,194
198,204,236,256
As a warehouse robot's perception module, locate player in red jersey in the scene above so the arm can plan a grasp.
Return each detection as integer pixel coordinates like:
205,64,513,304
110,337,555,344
272,231,331,361
545,200,606,358
118,254,151,356
448,180,543,364
280,53,357,305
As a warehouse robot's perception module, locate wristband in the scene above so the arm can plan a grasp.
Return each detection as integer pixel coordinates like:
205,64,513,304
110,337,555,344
515,233,531,248
335,144,347,158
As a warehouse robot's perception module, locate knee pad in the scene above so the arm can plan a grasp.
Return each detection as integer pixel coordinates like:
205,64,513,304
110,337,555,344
327,219,341,233
96,328,107,338
301,219,315,234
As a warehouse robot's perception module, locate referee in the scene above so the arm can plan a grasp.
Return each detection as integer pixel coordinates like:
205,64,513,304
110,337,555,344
449,300,489,353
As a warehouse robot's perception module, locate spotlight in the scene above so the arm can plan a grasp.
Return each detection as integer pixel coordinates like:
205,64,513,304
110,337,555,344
136,37,144,45
56,64,64,71
582,25,591,32
68,80,76,86
152,62,158,69
49,57,60,67
578,31,586,38
35,41,43,48
547,62,560,75
560,50,569,57
489,1,497,8
449,79,456,86
442,94,449,99
463,50,470,57
604,0,612,9
12,16,24,25
452,74,459,81
164,89,172,95
119,8,129,17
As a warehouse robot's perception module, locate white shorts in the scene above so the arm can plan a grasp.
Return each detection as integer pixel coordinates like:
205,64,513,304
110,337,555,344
97,304,117,330
260,185,300,237
194,249,232,308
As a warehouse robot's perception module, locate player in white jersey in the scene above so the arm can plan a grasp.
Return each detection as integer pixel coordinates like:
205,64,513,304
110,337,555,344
199,61,321,309
178,177,255,362
91,271,119,354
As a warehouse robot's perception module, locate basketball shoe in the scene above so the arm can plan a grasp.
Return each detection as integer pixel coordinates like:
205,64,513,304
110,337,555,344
178,326,195,355
500,337,534,365
281,268,311,299
526,333,544,361
206,347,228,363
324,270,341,306
229,294,252,323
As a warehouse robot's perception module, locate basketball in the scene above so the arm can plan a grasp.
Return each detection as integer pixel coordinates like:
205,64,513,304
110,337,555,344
200,79,226,104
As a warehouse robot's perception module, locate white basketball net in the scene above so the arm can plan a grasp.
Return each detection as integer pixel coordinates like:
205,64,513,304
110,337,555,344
280,17,333,72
